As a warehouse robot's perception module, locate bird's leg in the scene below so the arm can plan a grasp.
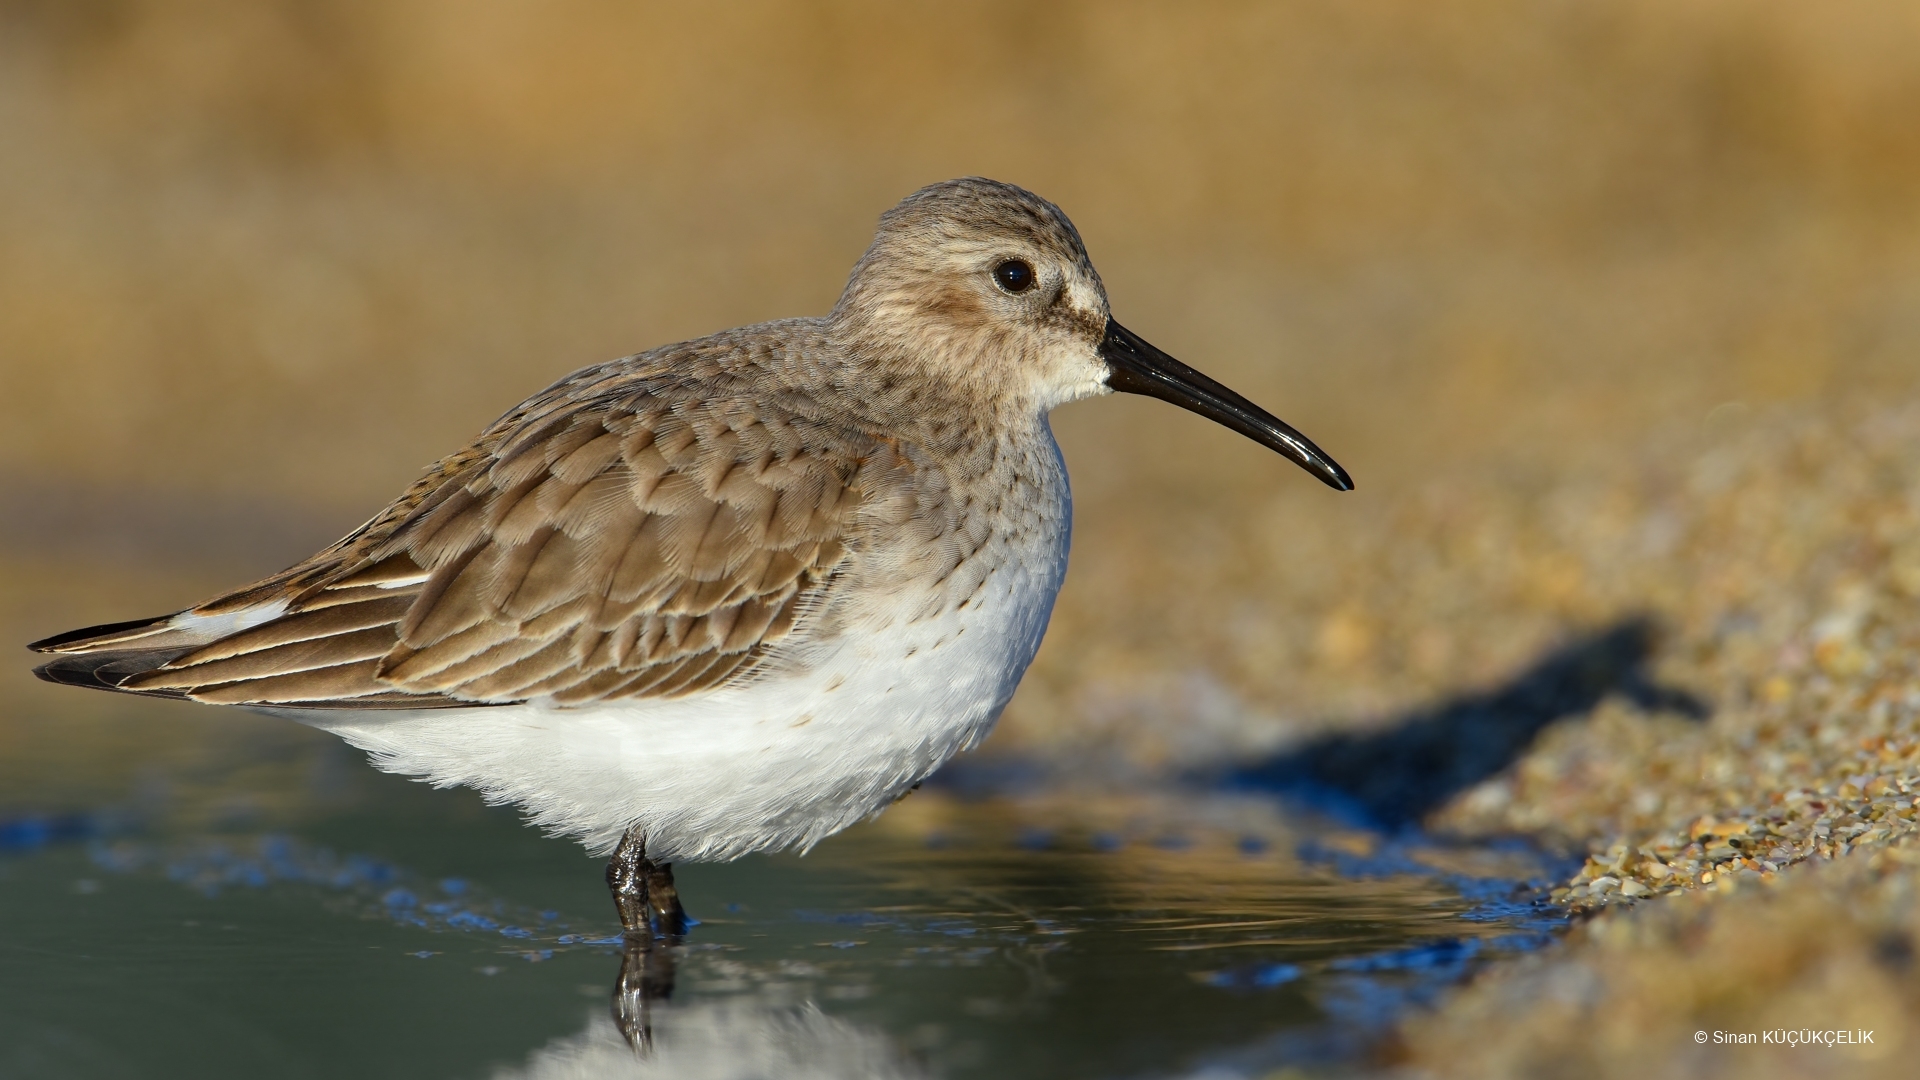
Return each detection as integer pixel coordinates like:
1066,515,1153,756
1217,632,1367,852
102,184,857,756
606,827,653,936
606,828,686,1053
645,859,688,938
607,827,691,939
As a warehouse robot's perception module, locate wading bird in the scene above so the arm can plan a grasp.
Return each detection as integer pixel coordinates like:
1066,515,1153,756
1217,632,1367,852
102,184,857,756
31,178,1351,946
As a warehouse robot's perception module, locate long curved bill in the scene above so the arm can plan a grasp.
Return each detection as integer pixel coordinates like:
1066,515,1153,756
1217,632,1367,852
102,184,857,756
1099,319,1354,491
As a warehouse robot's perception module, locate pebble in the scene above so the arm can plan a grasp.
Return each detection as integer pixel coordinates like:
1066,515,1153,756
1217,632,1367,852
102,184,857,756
1421,402,1920,918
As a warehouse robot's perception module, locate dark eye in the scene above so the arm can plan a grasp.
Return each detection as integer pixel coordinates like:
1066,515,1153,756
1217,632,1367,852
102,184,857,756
992,259,1035,294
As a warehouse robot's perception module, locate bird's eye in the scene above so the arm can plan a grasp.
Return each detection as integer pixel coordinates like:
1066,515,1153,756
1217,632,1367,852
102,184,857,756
992,259,1035,294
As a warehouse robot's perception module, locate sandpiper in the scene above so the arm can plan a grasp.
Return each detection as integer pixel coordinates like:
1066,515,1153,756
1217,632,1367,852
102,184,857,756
31,177,1351,938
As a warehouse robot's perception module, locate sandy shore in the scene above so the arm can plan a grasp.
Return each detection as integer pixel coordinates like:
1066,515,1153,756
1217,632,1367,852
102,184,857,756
1363,397,1920,1077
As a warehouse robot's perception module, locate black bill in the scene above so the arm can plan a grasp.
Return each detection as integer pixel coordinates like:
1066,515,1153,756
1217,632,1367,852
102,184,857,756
1099,319,1354,491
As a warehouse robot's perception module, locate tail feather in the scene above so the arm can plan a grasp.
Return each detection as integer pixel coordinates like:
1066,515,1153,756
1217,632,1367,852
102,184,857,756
32,647,195,698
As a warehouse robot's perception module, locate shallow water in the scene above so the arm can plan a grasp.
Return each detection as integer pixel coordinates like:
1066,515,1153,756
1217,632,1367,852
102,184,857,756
0,697,1565,1080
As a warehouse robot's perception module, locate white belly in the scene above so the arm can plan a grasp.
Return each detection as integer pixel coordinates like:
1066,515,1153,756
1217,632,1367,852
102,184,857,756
284,523,1067,862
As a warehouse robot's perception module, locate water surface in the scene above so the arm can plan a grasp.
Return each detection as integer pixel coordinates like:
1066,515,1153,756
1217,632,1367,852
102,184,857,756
0,700,1563,1079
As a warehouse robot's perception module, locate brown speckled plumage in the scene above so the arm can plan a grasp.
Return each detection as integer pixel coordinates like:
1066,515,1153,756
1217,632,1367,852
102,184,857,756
133,322,878,705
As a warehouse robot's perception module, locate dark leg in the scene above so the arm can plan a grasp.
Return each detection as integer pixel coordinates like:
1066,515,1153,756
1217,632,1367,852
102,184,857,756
645,860,688,938
605,828,689,1052
605,827,690,938
606,828,651,935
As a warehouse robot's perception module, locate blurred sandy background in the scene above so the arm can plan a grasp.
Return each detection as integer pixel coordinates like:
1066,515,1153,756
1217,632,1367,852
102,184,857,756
6,2,1920,1075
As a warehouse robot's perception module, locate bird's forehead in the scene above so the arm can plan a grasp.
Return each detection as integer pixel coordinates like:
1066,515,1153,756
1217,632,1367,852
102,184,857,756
881,179,1089,264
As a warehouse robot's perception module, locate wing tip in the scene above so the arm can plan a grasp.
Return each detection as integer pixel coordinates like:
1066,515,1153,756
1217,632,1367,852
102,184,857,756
28,614,178,654
30,650,191,699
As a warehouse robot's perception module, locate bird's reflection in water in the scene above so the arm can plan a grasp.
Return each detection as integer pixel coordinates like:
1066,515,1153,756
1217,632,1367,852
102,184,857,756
496,938,919,1079
610,933,678,1051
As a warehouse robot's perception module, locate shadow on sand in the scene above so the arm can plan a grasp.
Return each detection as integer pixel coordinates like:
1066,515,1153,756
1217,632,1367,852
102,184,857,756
1233,616,1708,828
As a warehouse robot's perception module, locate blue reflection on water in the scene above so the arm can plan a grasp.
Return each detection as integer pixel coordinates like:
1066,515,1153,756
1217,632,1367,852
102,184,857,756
0,787,1571,1079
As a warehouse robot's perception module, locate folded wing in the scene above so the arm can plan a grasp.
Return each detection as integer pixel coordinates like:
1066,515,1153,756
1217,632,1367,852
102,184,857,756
33,364,879,709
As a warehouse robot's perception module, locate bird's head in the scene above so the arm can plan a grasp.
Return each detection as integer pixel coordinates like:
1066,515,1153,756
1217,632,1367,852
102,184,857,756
831,177,1352,491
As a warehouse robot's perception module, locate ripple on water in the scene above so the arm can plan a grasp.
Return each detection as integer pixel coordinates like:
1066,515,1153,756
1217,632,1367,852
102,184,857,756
0,784,1568,1080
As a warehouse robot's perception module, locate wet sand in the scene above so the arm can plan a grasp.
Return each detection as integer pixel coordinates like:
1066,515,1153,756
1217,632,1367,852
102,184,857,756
1370,398,1920,1077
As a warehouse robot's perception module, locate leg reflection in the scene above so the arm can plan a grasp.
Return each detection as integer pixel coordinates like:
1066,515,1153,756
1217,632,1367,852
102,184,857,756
610,931,680,1052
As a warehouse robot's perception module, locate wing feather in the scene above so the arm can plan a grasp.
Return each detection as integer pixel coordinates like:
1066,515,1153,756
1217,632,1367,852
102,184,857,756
191,660,396,705
163,596,414,665
133,626,398,687
48,343,890,710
